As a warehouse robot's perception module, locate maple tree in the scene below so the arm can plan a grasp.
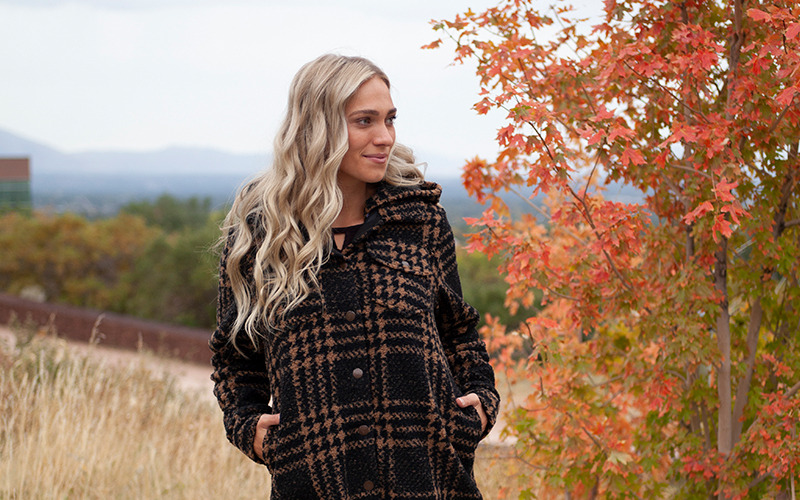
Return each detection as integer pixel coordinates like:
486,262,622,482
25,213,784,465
427,0,800,498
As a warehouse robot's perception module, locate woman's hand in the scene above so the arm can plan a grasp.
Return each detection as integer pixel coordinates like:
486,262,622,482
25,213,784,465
253,413,280,460
456,393,487,433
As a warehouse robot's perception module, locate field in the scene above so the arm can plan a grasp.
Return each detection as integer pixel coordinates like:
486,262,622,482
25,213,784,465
0,324,526,499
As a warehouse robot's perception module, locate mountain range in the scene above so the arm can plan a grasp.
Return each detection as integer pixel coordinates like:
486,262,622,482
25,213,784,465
0,127,643,218
0,128,477,214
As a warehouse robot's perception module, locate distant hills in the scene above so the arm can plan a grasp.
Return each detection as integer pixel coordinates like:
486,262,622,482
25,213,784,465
0,127,643,220
0,128,270,214
0,127,475,215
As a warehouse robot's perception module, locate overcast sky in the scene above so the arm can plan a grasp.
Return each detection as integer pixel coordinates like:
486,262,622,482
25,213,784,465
0,0,524,177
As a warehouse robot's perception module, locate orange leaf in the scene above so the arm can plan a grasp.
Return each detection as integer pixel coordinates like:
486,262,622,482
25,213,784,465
746,8,771,22
683,201,714,224
714,179,738,202
620,148,645,166
712,216,733,242
776,86,798,107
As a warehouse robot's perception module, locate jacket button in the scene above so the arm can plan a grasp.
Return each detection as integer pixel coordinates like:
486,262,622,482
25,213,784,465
363,480,374,491
401,260,410,269
352,367,363,379
357,424,370,436
345,310,356,321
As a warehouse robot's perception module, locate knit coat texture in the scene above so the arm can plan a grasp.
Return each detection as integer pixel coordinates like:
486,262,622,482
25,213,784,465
210,181,501,499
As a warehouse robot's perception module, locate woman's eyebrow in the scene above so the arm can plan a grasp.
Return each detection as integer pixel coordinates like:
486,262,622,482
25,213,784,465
348,107,397,117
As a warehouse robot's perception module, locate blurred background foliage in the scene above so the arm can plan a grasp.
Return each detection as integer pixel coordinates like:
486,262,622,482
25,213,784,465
0,194,539,332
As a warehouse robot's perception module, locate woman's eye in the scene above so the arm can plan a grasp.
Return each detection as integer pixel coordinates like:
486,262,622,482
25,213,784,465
357,117,371,125
387,115,397,125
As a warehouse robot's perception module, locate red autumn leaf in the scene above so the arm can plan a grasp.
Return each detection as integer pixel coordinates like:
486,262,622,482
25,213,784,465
608,125,635,143
714,178,738,202
619,148,645,166
747,8,771,22
775,86,798,106
712,216,733,241
463,217,480,226
682,201,713,224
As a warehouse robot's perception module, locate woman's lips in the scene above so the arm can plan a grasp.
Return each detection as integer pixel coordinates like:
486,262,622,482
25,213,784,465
363,153,388,163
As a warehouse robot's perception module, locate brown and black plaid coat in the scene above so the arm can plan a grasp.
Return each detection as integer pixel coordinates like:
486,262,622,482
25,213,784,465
210,181,500,499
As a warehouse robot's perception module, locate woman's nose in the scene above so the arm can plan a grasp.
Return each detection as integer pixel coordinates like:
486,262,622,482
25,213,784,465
373,125,394,146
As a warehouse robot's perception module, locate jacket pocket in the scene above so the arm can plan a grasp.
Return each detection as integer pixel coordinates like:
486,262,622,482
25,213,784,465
453,399,483,447
366,240,434,315
447,399,483,472
261,419,282,471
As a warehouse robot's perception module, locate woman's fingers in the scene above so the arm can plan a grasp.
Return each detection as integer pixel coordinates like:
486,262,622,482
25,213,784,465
456,393,488,433
253,413,280,459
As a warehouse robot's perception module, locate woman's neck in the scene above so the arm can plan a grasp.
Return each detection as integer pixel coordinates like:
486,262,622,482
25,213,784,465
334,180,375,227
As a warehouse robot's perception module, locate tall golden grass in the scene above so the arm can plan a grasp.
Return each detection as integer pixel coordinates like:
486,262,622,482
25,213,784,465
0,326,268,499
0,325,522,499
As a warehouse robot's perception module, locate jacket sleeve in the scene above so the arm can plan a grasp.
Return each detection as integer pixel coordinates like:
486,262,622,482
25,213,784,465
209,236,273,464
431,206,501,439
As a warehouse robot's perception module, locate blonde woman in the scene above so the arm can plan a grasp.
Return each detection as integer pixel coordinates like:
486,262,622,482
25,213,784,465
210,54,499,499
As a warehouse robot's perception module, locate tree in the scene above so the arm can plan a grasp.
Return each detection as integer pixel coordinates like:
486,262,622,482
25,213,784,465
427,0,800,497
120,212,221,328
120,194,213,233
0,211,158,310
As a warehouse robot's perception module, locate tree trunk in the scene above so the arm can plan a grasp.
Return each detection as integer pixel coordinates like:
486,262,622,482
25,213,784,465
715,238,732,499
731,298,762,445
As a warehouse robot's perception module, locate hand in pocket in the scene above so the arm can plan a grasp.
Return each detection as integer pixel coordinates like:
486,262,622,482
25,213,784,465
456,394,487,433
253,413,281,460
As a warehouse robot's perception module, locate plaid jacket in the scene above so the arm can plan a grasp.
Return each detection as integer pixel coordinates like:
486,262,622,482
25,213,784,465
210,181,500,499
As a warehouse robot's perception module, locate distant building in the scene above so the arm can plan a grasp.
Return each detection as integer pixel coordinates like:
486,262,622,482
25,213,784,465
0,158,32,210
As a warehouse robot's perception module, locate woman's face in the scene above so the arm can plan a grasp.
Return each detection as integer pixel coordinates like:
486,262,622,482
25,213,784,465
338,77,396,190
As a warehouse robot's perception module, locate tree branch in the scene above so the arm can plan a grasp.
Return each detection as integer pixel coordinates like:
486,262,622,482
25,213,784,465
766,98,797,136
660,175,690,211
507,186,551,221
507,183,595,249
669,163,714,180
621,60,710,124
567,185,635,291
545,286,581,302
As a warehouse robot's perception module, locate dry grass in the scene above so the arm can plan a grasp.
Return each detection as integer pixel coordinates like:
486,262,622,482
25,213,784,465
474,444,529,499
0,325,527,499
0,326,268,499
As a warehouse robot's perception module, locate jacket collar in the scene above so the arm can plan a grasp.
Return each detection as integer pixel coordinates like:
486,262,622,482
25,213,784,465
329,180,441,259
365,180,442,222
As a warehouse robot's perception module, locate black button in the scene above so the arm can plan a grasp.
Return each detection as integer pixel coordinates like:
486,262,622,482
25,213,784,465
352,368,363,379
345,310,356,321
363,480,374,491
357,424,370,436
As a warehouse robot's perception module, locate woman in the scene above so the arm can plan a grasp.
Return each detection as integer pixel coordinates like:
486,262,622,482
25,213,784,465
210,54,500,499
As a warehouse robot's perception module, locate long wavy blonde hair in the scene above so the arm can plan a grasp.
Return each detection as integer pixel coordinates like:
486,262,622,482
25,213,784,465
222,54,424,346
